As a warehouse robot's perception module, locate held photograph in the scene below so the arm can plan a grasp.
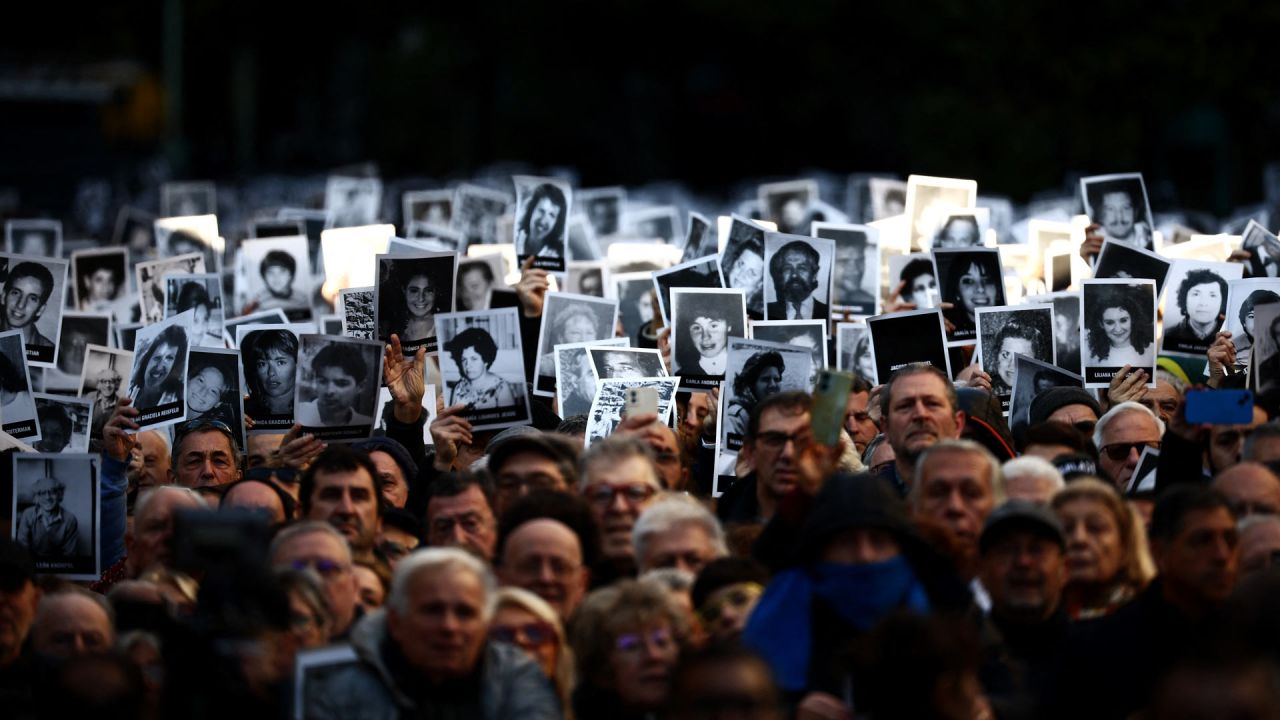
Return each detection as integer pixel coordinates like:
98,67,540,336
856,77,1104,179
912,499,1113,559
11,453,100,580
294,334,384,441
436,307,533,431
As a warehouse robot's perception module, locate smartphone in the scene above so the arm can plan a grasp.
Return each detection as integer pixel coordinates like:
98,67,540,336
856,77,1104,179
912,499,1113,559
1184,389,1254,425
811,369,855,446
624,386,659,418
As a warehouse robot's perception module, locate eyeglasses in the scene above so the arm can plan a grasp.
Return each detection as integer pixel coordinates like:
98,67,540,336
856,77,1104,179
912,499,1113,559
287,558,350,578
752,430,812,451
379,540,418,560
584,483,658,507
1100,441,1161,462
699,583,763,626
495,474,563,493
615,627,674,655
490,621,557,648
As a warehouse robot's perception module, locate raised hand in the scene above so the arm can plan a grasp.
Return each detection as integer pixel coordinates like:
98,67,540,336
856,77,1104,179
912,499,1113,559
1107,365,1149,406
275,423,327,470
430,398,474,471
516,255,550,318
102,398,140,463
1080,223,1104,261
384,334,427,423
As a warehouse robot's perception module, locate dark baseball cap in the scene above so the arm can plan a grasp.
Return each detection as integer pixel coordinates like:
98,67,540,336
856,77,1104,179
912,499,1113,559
980,500,1067,554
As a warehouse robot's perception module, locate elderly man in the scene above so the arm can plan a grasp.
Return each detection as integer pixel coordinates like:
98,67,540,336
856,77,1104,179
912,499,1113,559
1212,462,1280,518
304,548,560,718
93,485,208,594
15,475,78,559
495,491,598,621
88,366,124,440
1092,401,1164,492
1028,387,1102,436
170,419,242,489
765,240,829,320
271,521,361,640
29,589,114,662
633,495,728,575
881,364,967,495
1001,456,1065,505
300,446,384,563
1245,421,1280,465
353,436,419,510
1238,515,1280,577
913,439,1004,588
1206,404,1269,475
425,473,497,561
843,376,879,456
580,435,664,580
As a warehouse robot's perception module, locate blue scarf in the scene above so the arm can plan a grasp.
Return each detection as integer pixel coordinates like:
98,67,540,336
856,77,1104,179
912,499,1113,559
742,556,931,691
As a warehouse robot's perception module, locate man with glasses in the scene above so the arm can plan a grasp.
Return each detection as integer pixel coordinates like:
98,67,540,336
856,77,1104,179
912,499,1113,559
720,391,820,525
1092,401,1164,492
486,432,577,517
15,476,78,560
633,495,727,575
271,521,360,641
425,473,497,560
579,436,663,580
496,490,600,620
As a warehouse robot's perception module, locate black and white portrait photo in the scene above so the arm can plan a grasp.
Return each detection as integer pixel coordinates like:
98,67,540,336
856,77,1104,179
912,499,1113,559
682,212,717,262
339,287,375,340
578,187,625,238
456,256,504,312
294,334,383,441
402,189,453,232
905,175,978,251
813,222,879,316
653,256,724,325
887,253,940,309
565,260,608,298
1027,292,1084,376
588,347,667,380
763,233,835,321
932,247,1006,345
750,319,827,386
114,206,157,267
513,176,571,272
929,209,989,250
128,310,193,430
186,348,246,450
623,206,682,245
1242,220,1280,279
1251,303,1280,400
55,312,111,380
437,307,532,431
155,215,223,270
867,309,952,383
1224,278,1280,365
836,322,876,382
720,216,768,319
0,252,69,367
670,288,747,391
1093,240,1172,296
161,181,217,218
11,453,100,580
1160,260,1242,356
165,274,225,348
325,176,383,229
1080,173,1155,251
0,330,39,440
584,377,680,448
238,324,308,433
614,272,658,343
1007,354,1084,440
758,179,819,235
375,252,457,355
869,178,908,221
78,344,132,443
1081,279,1158,388
451,183,511,248
554,338,628,419
533,292,618,396
237,236,314,315
721,337,814,453
136,253,205,326
32,394,92,454
5,219,62,258
974,304,1056,412
71,248,128,313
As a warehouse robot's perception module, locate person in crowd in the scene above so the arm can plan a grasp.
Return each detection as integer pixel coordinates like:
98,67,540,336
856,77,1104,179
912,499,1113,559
1028,387,1102,437
1237,514,1280,577
445,327,521,410
1206,404,1270,476
270,521,361,641
665,644,785,720
0,537,39,695
942,255,999,339
129,324,187,409
491,587,575,714
690,556,768,643
1132,367,1185,427
1245,421,1280,465
719,392,815,525
276,568,335,649
911,439,1004,588
171,419,242,488
580,436,664,581
221,478,295,524
243,329,298,418
1085,290,1154,368
1018,420,1091,463
1212,462,1280,518
296,343,373,427
632,494,728,575
487,432,577,516
495,490,599,620
843,375,879,456
570,579,689,720
881,364,967,494
303,548,560,718
299,445,384,562
425,473,498,561
377,507,422,568
93,482,208,594
1001,456,1064,504
29,588,115,662
1093,401,1164,491
353,436,419,511
253,250,308,310
766,240,828,320
0,261,55,348
353,562,387,612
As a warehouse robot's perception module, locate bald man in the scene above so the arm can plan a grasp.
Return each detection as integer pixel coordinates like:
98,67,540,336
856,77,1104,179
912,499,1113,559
1213,462,1280,519
497,518,590,620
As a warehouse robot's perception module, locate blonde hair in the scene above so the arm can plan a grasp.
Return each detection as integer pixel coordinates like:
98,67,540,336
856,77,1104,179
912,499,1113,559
1052,478,1156,588
494,587,575,718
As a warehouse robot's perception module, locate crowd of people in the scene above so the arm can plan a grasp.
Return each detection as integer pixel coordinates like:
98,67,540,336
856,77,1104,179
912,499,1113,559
4,169,1280,720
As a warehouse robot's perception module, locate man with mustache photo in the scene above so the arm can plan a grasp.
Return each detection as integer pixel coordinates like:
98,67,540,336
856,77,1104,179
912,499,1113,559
765,239,829,321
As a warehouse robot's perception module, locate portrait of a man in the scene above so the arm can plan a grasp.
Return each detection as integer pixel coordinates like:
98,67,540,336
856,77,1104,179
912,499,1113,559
87,364,124,440
2,261,56,351
255,250,308,310
765,239,830,320
15,475,78,559
1082,174,1155,251
296,341,375,429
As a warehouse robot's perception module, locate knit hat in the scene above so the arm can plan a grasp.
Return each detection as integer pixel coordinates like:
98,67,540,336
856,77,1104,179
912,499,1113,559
1029,387,1102,427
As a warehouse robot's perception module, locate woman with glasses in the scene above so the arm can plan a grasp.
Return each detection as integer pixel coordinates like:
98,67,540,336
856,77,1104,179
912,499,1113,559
570,580,689,720
1051,478,1155,619
275,568,334,649
491,587,575,717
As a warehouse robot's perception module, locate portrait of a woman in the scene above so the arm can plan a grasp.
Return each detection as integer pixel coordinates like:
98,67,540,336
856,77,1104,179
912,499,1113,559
674,293,741,379
445,327,521,410
186,354,237,428
726,350,785,442
537,303,609,383
898,257,938,307
941,254,1000,340
722,238,765,317
1086,290,1153,368
1162,269,1227,354
382,260,449,348
129,325,188,410
243,329,298,418
517,183,568,260
987,320,1049,395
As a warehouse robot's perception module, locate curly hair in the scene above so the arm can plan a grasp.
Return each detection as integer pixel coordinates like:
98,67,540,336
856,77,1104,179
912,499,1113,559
131,324,189,390
518,183,567,244
1175,269,1227,318
259,250,296,278
899,258,935,303
993,320,1049,366
551,303,605,344
733,350,785,397
1086,289,1152,361
722,238,764,282
445,326,498,369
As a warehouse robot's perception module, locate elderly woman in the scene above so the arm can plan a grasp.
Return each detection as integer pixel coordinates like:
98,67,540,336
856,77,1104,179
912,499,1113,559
243,329,298,418
538,303,607,383
1085,289,1153,368
570,579,689,720
1051,478,1155,619
275,569,334,649
445,327,520,410
492,587,575,718
942,255,1000,342
725,350,785,443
